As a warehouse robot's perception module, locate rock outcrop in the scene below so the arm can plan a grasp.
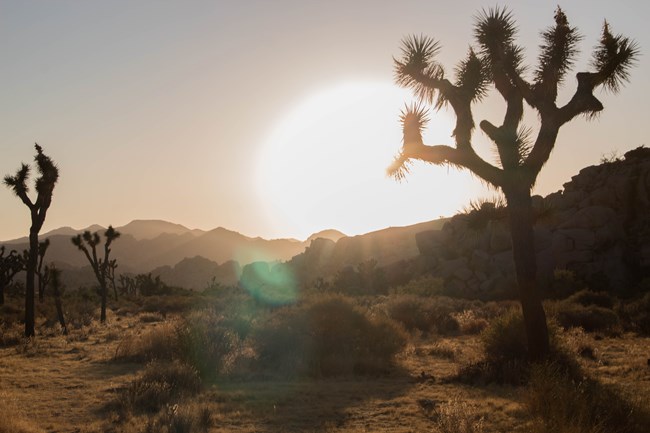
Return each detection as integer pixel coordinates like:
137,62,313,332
416,147,650,296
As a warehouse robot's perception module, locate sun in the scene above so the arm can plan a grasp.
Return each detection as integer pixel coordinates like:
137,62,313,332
256,81,488,240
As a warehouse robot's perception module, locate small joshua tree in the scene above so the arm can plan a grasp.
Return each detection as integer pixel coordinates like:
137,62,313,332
48,265,68,335
71,226,120,323
36,239,51,302
390,7,638,360
0,246,24,306
4,144,59,337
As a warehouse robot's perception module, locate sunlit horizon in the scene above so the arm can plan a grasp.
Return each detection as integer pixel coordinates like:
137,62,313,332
2,0,648,242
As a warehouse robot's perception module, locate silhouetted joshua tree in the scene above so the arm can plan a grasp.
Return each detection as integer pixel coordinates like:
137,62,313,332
36,239,51,302
3,144,59,337
71,227,120,323
48,265,68,335
0,246,24,306
390,7,638,360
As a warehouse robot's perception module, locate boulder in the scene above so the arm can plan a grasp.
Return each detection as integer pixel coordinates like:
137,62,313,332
559,206,616,230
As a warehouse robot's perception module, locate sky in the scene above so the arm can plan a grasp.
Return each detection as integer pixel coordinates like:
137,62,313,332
1,0,648,242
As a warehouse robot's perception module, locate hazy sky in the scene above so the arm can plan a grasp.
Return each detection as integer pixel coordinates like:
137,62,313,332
1,0,648,241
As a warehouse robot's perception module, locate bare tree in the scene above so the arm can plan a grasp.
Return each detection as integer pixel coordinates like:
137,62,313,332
3,144,59,337
71,226,120,323
390,7,638,360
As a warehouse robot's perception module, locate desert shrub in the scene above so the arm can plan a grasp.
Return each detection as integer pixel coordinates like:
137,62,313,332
428,340,457,360
137,403,212,433
526,363,650,433
616,292,650,335
547,301,621,334
0,322,23,347
141,295,195,315
548,269,585,299
114,321,179,362
391,275,445,297
452,310,489,334
384,295,468,334
458,309,579,385
559,327,597,360
430,397,485,433
114,311,240,380
252,295,407,377
120,361,201,413
176,310,240,380
567,289,615,309
0,303,23,326
139,312,165,323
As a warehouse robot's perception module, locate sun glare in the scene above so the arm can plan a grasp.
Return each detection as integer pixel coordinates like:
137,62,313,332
256,81,488,240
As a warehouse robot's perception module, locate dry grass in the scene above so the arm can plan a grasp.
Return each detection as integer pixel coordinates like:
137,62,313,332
0,304,648,433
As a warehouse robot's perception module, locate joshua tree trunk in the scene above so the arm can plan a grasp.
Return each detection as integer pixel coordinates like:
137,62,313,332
50,267,68,335
504,185,549,361
25,227,39,337
100,280,107,323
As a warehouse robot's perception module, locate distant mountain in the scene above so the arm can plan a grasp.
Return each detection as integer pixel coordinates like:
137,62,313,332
116,219,203,240
306,229,347,243
1,218,450,290
4,224,106,244
151,256,241,290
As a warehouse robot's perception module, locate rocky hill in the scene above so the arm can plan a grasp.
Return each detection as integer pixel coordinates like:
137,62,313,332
416,146,650,297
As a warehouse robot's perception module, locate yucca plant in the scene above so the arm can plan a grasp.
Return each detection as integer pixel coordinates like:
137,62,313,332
4,144,59,337
390,7,639,360
72,226,121,323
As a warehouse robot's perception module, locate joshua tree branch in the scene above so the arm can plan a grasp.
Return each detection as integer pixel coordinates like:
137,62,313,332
403,143,504,186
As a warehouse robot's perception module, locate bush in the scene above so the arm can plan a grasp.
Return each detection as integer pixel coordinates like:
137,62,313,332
431,397,485,433
567,289,615,309
458,309,579,385
617,292,650,335
384,295,468,334
141,403,212,433
526,363,650,433
391,275,445,297
114,311,240,381
452,310,489,334
176,310,240,380
114,321,179,363
252,295,407,377
120,361,201,413
547,301,621,334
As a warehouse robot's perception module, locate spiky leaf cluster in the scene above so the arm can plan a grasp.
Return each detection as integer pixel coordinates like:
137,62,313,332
455,48,490,103
592,21,639,92
34,143,59,199
474,7,524,76
394,35,445,104
534,7,582,97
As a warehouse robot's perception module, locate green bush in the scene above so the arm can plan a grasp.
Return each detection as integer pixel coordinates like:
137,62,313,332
252,295,407,377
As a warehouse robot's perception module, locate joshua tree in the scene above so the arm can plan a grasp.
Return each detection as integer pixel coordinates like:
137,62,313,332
4,144,59,337
71,226,120,323
390,7,638,360
0,246,24,305
36,239,51,302
48,265,68,335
